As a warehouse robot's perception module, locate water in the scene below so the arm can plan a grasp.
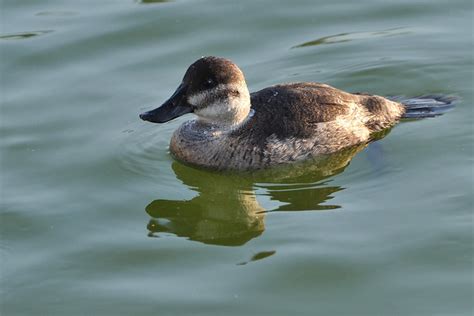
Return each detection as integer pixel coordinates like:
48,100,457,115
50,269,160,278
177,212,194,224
1,0,473,315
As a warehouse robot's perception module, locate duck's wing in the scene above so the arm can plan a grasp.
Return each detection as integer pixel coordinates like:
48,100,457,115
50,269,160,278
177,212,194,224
237,83,358,142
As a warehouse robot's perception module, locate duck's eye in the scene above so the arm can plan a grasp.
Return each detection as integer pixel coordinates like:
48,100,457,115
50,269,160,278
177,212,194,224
204,78,214,88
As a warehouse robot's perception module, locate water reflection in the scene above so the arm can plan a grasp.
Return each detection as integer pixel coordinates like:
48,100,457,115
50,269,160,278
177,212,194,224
145,145,366,246
146,162,265,246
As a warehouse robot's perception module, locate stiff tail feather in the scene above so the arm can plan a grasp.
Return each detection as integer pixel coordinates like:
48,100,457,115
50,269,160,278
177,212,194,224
388,94,457,119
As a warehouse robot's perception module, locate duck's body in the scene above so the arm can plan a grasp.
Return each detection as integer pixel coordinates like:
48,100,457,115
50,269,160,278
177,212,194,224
170,82,404,170
139,56,451,171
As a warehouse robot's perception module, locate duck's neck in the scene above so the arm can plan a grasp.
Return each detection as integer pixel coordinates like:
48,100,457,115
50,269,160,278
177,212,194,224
196,86,252,131
197,108,253,134
171,105,253,170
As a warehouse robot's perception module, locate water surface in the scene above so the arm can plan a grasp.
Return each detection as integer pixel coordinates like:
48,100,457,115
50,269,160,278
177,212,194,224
1,0,473,315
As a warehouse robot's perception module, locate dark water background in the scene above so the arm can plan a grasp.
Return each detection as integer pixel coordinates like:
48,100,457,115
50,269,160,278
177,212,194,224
1,0,473,315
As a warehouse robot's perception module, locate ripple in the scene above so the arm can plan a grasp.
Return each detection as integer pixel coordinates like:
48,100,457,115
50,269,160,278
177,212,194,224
237,250,276,265
35,11,78,16
0,30,53,40
117,122,176,179
136,0,171,4
293,27,412,48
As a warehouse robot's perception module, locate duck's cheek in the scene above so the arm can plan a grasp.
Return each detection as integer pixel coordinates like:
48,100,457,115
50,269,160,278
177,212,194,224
187,90,211,109
195,102,227,120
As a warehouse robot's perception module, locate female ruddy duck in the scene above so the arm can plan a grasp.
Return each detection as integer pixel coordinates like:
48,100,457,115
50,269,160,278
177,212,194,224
140,56,454,170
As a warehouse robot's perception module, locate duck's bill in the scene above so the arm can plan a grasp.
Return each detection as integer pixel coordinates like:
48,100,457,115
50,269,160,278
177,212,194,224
139,103,192,123
139,84,193,123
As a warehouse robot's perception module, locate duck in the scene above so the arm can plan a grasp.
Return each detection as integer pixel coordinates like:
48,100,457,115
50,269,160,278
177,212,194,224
139,56,453,171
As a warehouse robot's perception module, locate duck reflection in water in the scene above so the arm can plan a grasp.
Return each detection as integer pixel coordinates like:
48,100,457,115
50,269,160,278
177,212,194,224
145,144,367,246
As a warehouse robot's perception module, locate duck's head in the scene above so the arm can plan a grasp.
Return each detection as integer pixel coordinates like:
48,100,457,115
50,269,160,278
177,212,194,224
140,56,251,127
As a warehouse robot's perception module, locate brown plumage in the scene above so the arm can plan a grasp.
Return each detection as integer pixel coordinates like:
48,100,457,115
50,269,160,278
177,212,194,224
139,56,451,171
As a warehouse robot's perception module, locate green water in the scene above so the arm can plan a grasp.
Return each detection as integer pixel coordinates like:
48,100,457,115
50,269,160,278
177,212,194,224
1,0,473,315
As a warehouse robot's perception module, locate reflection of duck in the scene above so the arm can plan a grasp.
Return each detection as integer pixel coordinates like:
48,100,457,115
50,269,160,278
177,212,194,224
145,145,365,246
146,165,265,246
140,56,454,170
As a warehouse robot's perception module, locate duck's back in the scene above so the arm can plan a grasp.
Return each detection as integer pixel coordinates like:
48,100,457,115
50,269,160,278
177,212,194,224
229,82,404,166
245,83,355,140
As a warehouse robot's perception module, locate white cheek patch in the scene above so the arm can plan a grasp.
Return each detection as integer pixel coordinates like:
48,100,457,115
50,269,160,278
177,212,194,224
187,83,244,107
195,101,228,118
187,83,251,126
188,90,211,107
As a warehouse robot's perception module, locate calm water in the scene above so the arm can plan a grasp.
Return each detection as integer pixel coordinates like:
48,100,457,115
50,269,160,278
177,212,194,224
1,0,473,315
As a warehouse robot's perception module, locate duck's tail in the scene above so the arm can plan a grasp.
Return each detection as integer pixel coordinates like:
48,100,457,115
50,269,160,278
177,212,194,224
388,94,457,119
